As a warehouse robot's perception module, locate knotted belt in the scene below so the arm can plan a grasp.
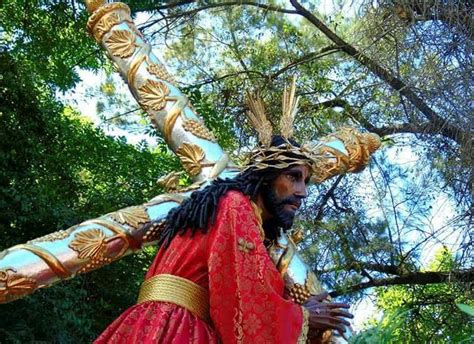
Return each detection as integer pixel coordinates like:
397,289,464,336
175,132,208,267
137,274,210,323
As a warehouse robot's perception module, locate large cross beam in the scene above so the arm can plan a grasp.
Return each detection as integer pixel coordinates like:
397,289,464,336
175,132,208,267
0,0,380,305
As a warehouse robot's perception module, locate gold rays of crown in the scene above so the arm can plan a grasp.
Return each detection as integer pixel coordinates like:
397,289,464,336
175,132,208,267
245,76,300,147
242,77,382,178
242,76,320,174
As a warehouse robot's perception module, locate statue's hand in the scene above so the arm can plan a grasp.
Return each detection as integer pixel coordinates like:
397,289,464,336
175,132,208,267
304,292,353,340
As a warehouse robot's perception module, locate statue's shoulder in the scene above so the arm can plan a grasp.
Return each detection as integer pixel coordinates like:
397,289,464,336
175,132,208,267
219,190,251,209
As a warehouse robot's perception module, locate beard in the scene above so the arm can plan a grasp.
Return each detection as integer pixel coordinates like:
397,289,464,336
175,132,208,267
260,185,302,239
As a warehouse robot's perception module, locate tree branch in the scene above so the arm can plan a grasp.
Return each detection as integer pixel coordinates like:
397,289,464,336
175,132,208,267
329,267,474,297
394,0,473,37
313,98,466,139
316,261,402,276
289,0,465,145
136,0,471,149
348,261,403,275
313,174,344,223
187,70,267,88
270,46,341,79
140,1,298,17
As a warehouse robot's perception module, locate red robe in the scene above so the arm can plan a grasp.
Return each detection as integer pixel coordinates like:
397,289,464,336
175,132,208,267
95,191,307,343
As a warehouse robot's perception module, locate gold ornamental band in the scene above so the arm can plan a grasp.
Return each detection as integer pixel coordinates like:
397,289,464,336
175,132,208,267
137,274,210,323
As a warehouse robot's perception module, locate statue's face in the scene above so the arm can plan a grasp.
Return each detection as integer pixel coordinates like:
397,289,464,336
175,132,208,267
261,165,310,231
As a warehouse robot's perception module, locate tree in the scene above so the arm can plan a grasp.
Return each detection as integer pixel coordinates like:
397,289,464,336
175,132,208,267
0,46,180,341
0,0,102,90
0,0,472,340
351,248,473,343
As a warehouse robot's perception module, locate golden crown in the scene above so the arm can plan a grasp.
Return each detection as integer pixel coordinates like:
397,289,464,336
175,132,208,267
245,76,299,147
243,77,381,181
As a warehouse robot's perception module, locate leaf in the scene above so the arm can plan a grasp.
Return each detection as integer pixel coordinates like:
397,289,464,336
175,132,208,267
108,206,149,228
0,269,37,299
105,30,136,58
5,273,37,295
156,171,182,191
457,303,474,317
138,79,170,111
176,142,205,176
69,229,106,260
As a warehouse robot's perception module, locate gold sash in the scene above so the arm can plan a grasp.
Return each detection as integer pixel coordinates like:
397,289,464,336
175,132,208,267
137,274,210,323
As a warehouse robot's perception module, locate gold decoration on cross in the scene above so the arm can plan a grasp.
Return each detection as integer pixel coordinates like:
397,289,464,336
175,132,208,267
27,228,74,244
138,79,171,111
69,229,107,260
157,171,183,192
94,12,120,41
69,229,112,274
176,143,205,176
85,0,106,13
87,3,131,38
147,63,176,85
0,268,37,303
182,119,216,142
108,206,150,228
105,30,136,58
7,244,71,279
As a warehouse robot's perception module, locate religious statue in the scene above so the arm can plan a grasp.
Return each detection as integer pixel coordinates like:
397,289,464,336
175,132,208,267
0,1,381,343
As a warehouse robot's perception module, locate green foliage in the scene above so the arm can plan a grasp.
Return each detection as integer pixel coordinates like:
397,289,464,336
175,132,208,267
350,309,410,344
0,51,179,341
185,86,237,152
0,0,101,90
351,249,473,343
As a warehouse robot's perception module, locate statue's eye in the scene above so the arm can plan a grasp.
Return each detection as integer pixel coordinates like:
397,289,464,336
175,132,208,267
285,173,299,182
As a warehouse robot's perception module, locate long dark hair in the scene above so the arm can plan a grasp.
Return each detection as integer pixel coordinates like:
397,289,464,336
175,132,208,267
157,168,279,247
157,136,302,247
